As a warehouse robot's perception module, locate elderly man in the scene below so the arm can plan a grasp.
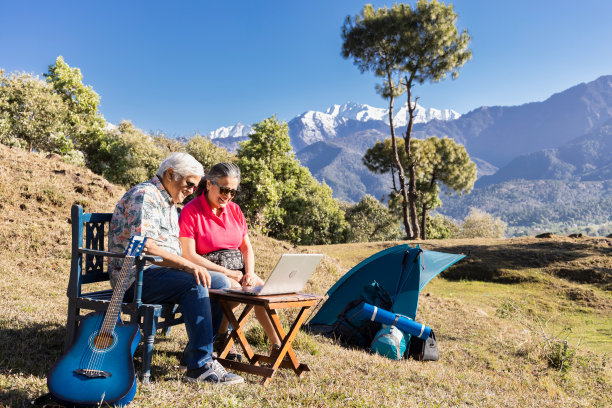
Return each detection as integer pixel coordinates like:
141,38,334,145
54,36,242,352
108,152,243,385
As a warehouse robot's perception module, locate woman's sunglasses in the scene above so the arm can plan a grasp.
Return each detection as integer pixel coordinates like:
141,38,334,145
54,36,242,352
210,180,239,197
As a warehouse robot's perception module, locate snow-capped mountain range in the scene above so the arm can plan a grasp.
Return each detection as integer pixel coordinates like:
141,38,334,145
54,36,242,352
205,102,460,143
324,102,460,125
198,77,612,239
207,122,253,139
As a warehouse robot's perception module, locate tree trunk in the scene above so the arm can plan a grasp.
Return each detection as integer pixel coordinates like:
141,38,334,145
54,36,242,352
404,77,420,239
421,203,427,240
390,165,398,192
386,70,412,239
422,172,439,240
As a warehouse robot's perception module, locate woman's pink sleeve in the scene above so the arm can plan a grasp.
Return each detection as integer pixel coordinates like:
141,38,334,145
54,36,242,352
238,205,248,236
178,204,197,239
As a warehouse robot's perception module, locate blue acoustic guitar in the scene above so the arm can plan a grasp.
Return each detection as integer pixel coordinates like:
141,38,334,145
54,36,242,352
47,236,147,407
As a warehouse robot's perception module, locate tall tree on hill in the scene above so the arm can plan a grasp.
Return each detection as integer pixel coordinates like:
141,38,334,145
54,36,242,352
236,116,347,244
363,136,476,239
235,116,295,229
413,136,476,239
342,1,471,239
0,71,74,154
44,56,110,172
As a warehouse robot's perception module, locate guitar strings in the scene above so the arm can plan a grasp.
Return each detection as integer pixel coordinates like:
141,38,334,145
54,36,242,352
86,255,134,373
85,253,136,374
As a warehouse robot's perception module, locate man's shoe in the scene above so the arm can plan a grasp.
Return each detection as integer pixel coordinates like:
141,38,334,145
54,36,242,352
185,360,244,385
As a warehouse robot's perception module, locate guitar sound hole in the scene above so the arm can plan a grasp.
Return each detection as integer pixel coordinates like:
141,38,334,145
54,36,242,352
93,333,114,349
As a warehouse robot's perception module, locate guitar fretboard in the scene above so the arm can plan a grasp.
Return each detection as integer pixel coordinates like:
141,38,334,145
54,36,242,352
97,255,136,344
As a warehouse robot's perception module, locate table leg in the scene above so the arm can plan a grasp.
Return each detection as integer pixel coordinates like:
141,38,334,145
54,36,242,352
218,302,256,361
208,292,321,386
262,306,312,386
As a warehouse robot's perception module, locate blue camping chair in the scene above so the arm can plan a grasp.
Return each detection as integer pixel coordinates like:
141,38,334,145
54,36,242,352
64,204,184,383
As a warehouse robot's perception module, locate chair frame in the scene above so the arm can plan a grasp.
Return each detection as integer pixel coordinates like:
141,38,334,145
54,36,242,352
64,204,184,383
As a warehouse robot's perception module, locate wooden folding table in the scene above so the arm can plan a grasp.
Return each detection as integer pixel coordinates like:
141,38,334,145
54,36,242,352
208,289,322,386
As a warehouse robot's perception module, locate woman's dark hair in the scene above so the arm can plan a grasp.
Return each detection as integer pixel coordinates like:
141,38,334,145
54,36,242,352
195,162,241,197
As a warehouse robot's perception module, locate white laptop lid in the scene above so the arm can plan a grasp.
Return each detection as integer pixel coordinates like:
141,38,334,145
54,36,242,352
257,253,323,295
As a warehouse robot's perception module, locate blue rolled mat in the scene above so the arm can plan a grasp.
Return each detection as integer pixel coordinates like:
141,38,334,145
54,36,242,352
355,303,432,340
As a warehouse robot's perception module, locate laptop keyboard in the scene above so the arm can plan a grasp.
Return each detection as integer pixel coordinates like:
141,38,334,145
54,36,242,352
242,285,263,293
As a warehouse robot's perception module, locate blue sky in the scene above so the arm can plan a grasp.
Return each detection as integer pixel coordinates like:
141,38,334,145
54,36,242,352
2,0,611,137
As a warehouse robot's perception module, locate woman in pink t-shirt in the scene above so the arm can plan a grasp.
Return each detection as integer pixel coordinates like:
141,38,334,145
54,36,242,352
179,163,281,350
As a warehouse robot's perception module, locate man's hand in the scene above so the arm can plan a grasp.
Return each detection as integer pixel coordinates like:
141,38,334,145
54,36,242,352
183,263,211,287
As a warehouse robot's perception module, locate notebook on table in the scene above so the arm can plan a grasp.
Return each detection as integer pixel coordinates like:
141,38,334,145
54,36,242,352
226,253,323,296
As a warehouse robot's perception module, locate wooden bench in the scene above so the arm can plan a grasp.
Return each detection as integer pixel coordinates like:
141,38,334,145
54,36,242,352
64,204,184,383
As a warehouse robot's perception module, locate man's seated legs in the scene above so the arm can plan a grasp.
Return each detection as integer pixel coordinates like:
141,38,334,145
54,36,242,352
125,266,242,384
208,270,232,338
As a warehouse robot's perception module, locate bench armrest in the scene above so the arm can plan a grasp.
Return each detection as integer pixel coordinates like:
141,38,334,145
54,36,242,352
79,248,125,258
139,255,163,263
79,248,162,263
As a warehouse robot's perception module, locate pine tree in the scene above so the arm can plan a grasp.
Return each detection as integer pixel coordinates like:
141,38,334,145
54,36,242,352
342,1,471,238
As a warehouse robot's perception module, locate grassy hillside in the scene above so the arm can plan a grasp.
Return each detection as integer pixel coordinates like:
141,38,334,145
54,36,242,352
438,179,612,237
0,144,610,407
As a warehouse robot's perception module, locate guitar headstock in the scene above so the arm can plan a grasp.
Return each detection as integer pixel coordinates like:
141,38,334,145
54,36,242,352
125,235,147,258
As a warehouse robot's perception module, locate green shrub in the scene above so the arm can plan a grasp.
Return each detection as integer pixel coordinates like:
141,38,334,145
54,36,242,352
236,116,348,245
426,214,459,239
185,134,234,171
345,194,401,242
546,340,576,372
458,208,507,238
102,121,165,187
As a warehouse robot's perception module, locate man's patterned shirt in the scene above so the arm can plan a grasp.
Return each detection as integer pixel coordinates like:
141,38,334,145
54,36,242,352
108,176,180,288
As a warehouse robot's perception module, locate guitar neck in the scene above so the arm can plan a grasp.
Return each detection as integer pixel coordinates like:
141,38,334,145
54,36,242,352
99,255,136,335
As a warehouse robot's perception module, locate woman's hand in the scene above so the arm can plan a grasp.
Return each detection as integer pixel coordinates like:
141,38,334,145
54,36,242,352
229,278,242,289
241,272,264,287
225,269,244,282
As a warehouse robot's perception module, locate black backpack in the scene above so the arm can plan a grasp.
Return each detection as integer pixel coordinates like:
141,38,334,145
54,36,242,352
331,282,393,348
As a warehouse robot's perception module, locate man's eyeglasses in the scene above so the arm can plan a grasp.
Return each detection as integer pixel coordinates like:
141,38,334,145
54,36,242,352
180,179,198,192
211,180,239,197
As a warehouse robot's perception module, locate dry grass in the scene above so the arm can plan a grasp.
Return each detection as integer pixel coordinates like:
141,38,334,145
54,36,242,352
0,144,610,407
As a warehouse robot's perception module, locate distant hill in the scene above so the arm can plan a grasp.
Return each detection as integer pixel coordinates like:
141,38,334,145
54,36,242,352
296,129,393,202
299,76,612,235
477,118,612,187
437,178,612,236
210,75,612,191
415,75,612,167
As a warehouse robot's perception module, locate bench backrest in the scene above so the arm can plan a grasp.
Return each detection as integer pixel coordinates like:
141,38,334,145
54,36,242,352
70,205,112,295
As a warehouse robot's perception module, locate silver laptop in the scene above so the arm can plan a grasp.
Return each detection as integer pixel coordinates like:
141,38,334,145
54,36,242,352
227,253,323,296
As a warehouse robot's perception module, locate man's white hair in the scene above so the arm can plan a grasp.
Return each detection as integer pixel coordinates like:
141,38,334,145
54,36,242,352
156,152,204,180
